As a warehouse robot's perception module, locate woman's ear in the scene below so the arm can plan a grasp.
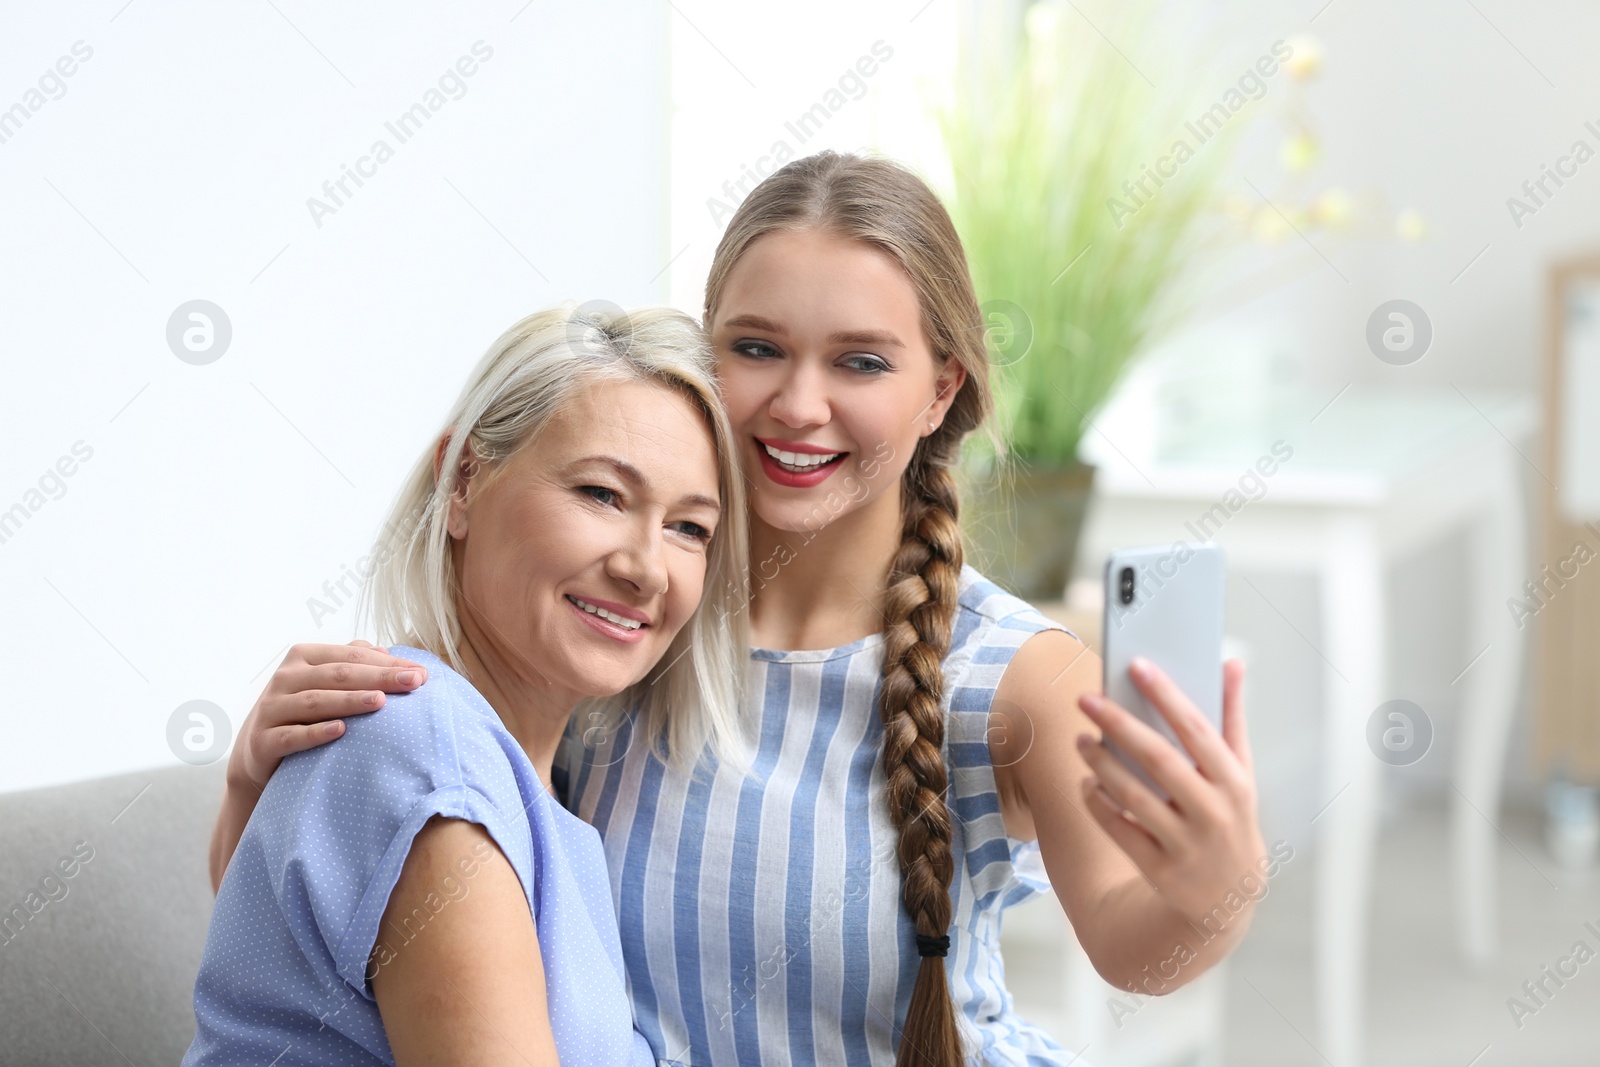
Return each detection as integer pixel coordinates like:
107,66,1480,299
923,362,968,436
433,430,478,540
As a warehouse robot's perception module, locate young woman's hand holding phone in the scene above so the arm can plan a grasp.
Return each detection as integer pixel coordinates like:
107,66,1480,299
1074,655,1264,928
1074,543,1267,931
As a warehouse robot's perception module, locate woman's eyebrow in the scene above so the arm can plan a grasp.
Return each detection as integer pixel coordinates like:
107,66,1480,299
568,454,638,480
826,329,904,348
569,455,720,512
678,490,722,513
722,314,904,350
722,313,785,334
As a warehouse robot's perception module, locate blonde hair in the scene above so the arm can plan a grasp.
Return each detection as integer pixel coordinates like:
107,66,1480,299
360,304,751,774
705,152,994,1065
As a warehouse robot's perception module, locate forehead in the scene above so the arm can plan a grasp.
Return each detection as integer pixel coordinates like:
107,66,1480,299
717,229,924,336
535,378,719,484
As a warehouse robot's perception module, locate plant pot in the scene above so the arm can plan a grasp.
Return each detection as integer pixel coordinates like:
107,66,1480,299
960,460,1097,602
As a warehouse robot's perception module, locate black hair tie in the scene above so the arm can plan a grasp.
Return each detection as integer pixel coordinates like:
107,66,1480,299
915,933,951,958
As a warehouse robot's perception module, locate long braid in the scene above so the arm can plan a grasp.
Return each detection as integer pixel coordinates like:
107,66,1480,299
879,459,966,1067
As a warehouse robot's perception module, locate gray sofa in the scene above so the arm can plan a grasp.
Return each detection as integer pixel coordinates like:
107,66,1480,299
0,762,225,1065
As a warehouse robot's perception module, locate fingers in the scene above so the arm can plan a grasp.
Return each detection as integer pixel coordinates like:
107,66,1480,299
1075,733,1182,849
1081,775,1164,872
274,660,426,699
298,687,390,720
1221,659,1253,774
1079,693,1210,814
254,686,387,735
268,720,347,763
1126,657,1246,793
286,642,428,672
249,641,426,744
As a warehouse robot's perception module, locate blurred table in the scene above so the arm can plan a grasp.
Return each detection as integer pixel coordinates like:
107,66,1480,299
1073,383,1538,1067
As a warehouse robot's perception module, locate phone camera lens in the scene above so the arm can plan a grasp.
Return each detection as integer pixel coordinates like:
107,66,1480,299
1119,566,1136,605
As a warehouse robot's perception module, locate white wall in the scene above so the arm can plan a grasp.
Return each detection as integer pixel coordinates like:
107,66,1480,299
0,1,670,793
666,0,962,314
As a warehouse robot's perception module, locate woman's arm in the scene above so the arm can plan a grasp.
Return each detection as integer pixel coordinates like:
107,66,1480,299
209,777,262,894
991,628,1265,994
371,817,559,1066
208,642,428,891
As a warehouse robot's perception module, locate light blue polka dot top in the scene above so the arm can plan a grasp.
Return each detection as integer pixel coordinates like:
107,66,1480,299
184,645,654,1067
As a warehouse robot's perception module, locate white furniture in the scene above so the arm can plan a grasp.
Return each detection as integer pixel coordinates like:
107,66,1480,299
1075,383,1537,1067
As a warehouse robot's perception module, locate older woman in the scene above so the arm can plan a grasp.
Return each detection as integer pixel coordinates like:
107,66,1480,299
184,306,750,1066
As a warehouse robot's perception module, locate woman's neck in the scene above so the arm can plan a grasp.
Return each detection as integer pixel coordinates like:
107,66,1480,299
450,626,578,793
746,485,908,651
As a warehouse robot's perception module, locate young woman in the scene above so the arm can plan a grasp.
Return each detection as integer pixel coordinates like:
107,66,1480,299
213,152,1265,1066
187,306,751,1066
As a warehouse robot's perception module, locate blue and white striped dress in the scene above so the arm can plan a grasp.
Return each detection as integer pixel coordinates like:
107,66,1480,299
554,565,1084,1066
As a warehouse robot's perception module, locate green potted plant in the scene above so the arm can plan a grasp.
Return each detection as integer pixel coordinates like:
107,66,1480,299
943,1,1249,601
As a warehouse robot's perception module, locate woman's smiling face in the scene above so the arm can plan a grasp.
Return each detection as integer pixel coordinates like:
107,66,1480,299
708,227,965,535
444,378,722,700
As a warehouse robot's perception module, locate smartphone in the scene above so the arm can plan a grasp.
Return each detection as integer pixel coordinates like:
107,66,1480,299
1101,542,1226,800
